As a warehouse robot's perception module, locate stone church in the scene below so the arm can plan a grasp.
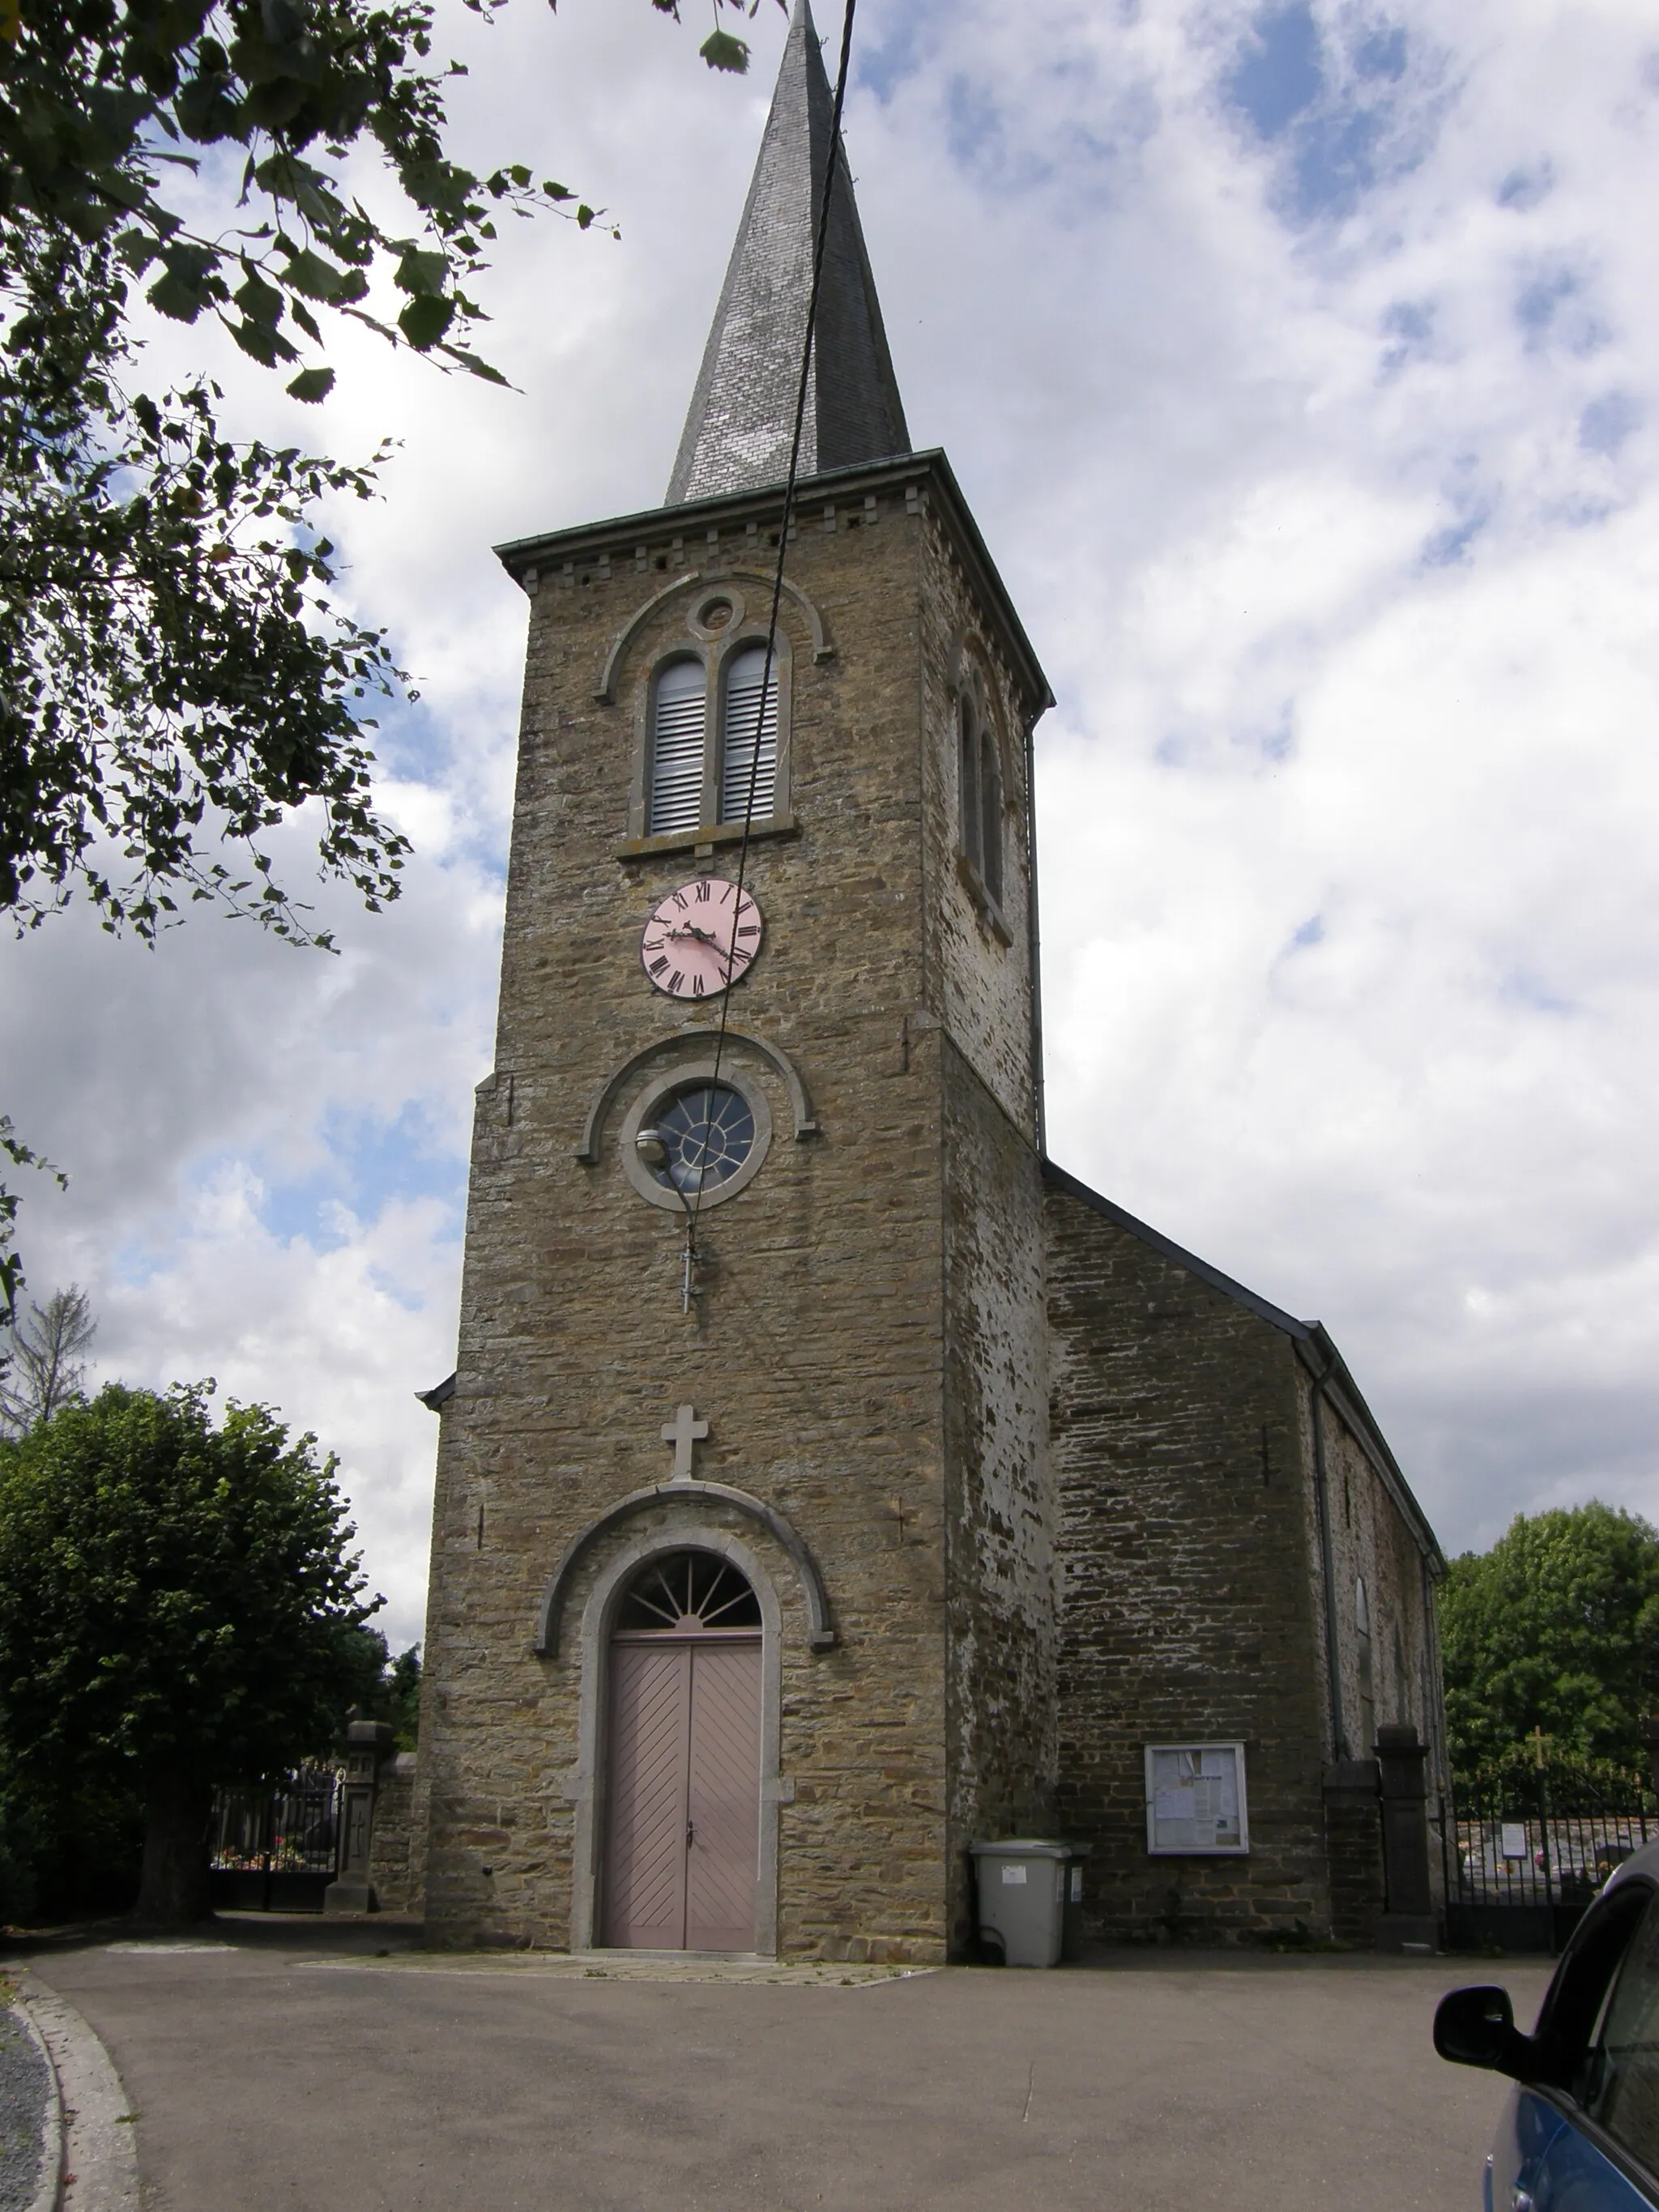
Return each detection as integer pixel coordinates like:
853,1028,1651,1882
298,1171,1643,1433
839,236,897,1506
410,0,1448,1960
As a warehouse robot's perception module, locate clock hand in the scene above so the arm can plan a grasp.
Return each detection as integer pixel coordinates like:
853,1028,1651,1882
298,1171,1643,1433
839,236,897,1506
667,923,740,965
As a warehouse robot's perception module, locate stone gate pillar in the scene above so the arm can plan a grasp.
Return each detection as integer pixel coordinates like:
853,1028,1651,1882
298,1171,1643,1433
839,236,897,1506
1322,1757,1384,1944
1375,1724,1438,1952
324,1720,394,1914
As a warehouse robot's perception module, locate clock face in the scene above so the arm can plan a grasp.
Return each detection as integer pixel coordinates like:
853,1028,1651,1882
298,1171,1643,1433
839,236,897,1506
640,877,763,999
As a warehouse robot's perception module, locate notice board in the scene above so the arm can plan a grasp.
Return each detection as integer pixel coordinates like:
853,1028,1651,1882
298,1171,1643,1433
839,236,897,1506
1144,1742,1249,1855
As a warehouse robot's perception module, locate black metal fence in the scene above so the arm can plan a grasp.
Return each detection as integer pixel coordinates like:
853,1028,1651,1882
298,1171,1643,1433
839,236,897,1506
209,1767,341,1912
1443,1750,1655,1954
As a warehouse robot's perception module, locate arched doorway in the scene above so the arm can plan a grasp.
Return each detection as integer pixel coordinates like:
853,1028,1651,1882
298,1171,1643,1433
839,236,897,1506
602,1549,763,1952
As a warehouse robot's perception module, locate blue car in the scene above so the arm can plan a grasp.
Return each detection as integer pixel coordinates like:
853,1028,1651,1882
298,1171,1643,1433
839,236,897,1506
1435,1836,1659,2210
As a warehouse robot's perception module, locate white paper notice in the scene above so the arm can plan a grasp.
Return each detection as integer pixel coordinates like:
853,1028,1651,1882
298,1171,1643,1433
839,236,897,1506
1000,1864,1028,1885
1147,1746,1245,1852
1500,1824,1528,1860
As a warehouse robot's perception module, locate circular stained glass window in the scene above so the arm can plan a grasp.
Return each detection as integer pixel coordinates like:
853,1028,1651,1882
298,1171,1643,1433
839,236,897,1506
644,1081,757,1197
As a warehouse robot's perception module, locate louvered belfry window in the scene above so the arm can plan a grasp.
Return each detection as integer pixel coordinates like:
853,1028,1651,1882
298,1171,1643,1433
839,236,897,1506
720,646,779,824
649,658,707,835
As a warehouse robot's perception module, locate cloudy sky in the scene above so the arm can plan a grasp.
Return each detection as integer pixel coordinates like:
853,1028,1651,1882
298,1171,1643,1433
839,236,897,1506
5,0,1657,1648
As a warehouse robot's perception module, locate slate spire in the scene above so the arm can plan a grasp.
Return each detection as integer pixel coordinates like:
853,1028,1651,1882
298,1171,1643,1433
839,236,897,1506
666,0,911,504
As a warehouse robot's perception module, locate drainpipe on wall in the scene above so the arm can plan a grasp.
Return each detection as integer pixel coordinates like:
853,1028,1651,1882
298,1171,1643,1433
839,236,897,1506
1307,1352,1350,1762
1024,710,1047,1157
1420,1553,1447,1793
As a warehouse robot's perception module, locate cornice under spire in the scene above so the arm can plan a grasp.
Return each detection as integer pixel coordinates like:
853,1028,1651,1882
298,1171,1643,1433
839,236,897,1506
666,0,911,505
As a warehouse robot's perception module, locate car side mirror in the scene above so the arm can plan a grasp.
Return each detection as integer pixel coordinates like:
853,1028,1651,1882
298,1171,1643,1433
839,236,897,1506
1433,1985,1533,2078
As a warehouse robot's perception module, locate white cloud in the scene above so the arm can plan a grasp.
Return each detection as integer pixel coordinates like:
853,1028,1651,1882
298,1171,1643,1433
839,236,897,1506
6,0,1659,1652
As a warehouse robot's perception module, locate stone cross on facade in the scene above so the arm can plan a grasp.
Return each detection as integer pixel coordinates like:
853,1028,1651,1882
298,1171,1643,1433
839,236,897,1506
660,1403,709,1481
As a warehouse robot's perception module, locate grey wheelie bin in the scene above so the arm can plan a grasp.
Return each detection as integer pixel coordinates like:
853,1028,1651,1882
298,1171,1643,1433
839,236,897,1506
970,1838,1074,1967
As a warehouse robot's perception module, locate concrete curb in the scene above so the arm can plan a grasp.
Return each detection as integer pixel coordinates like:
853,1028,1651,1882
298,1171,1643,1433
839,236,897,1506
15,1996,64,2212
17,1981,136,2212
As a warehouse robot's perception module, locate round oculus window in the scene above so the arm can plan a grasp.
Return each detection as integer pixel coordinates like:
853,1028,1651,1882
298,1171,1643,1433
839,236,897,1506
641,1081,756,1198
688,588,746,641
618,1059,773,1212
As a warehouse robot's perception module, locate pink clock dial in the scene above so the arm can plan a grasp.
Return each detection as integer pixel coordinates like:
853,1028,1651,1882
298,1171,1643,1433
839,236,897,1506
640,877,764,999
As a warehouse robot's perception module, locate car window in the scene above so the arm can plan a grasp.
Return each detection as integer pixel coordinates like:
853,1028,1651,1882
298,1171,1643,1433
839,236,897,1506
1585,1885,1659,2173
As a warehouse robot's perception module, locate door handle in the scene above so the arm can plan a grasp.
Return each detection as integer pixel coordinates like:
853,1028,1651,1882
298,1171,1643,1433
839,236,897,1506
686,1821,695,1850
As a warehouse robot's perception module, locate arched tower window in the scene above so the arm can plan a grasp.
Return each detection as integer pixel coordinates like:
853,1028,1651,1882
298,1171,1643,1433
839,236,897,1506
720,645,779,824
958,691,1004,908
648,657,707,836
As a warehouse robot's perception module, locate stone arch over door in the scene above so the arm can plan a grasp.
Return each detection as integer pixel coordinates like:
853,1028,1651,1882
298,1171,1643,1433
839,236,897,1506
565,1520,787,1955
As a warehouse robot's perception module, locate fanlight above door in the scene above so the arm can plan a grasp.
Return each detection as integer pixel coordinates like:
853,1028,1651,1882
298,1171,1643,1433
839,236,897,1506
612,1549,761,1635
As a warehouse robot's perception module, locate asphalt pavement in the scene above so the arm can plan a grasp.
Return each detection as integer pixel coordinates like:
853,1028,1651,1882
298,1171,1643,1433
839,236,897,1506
18,1920,1553,2212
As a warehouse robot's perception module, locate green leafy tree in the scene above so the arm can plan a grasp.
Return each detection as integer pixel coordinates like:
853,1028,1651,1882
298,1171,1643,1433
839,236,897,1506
383,1639,420,1749
1440,1502,1659,1774
330,1622,420,1746
0,1117,64,1324
0,1379,380,1920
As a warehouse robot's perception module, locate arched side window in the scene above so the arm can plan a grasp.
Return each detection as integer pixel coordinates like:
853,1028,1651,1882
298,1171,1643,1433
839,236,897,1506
1355,1575,1377,1758
957,690,1004,910
720,646,779,825
648,658,707,836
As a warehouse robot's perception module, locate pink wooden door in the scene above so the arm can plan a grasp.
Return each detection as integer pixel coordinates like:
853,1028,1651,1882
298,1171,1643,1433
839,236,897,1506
603,1643,692,1949
603,1636,760,1951
684,1642,762,1951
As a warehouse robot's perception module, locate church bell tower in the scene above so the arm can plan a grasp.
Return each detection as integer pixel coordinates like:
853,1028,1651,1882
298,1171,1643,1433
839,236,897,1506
419,0,1057,1962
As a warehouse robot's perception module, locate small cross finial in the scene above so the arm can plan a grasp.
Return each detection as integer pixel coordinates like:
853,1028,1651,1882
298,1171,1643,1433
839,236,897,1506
661,1403,709,1481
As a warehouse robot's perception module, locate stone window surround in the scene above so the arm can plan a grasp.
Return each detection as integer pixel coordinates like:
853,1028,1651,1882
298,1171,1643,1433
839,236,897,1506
952,651,1013,946
599,570,832,856
632,620,793,846
553,1518,805,1956
616,1057,773,1214
575,1028,818,1164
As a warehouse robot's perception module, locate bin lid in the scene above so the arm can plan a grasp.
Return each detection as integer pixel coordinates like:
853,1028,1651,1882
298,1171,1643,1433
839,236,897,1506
968,1838,1074,1860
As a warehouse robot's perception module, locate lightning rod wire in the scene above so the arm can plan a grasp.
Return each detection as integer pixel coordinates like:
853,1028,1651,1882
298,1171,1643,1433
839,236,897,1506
676,0,861,1292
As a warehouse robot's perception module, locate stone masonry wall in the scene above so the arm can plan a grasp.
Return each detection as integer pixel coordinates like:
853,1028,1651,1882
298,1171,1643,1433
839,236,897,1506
366,1754,423,1915
916,498,1039,1140
1045,1174,1335,1943
916,502,1055,1950
420,463,1047,1960
940,1041,1055,1949
1293,1366,1448,1929
1296,1377,1443,1775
